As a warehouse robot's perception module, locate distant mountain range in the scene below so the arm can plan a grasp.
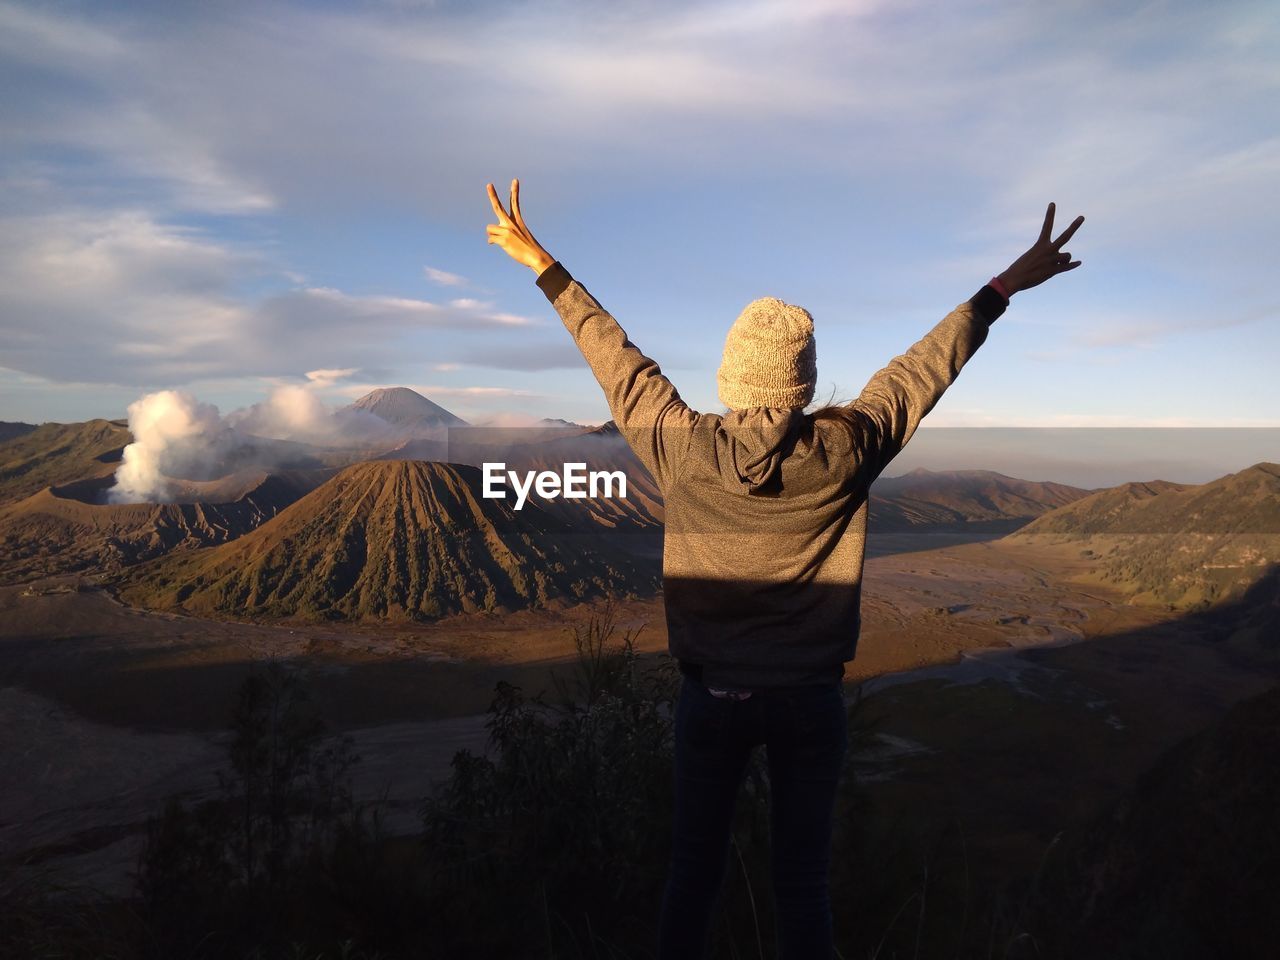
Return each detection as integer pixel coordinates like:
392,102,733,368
343,386,468,432
1008,462,1280,608
448,420,665,533
0,421,37,444
870,468,1093,530
1013,465,1279,535
0,419,131,503
0,469,325,582
121,460,659,621
3,390,1275,623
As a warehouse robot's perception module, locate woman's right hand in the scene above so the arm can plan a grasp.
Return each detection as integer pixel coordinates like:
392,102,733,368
998,202,1085,295
486,178,556,276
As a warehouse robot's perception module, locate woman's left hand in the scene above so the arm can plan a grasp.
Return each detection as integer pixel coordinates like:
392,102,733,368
486,178,556,275
997,202,1085,295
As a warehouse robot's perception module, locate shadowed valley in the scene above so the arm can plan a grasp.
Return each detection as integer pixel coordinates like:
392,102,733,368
2,389,1277,958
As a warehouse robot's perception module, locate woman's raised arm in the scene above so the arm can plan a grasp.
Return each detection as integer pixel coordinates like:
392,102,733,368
846,203,1085,482
485,179,698,490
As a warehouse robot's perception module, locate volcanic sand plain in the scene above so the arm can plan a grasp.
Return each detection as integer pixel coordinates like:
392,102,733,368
3,531,1275,899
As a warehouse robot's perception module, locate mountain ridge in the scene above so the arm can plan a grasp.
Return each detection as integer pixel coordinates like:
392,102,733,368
870,468,1095,529
122,459,659,621
0,469,321,581
1007,461,1280,609
0,419,132,504
343,387,468,430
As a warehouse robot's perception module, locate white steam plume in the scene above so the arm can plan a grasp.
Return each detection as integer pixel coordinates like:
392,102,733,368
108,374,447,503
227,378,396,445
228,383,334,441
109,390,235,503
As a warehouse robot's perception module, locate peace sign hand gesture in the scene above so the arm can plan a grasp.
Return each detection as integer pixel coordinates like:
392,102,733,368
998,203,1086,296
486,178,556,276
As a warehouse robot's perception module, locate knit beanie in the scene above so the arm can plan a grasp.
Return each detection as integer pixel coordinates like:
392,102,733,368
717,297,817,410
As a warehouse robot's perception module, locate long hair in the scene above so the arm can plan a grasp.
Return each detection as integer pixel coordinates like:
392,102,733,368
803,384,860,442
716,388,861,442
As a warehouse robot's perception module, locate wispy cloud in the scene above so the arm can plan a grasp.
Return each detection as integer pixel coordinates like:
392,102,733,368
419,385,539,398
653,0,885,41
424,266,468,286
923,412,1280,428
334,382,539,401
1072,318,1189,350
304,367,359,387
1063,304,1277,350
455,343,587,372
0,1,125,64
1,0,1276,423
297,287,533,326
0,211,537,386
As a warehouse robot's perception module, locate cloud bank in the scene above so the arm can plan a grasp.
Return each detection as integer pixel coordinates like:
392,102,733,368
1,0,1277,425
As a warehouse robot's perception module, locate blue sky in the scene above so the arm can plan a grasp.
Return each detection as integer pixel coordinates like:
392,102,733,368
1,0,1278,468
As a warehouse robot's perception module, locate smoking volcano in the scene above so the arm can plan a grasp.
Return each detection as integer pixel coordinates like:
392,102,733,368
121,460,660,621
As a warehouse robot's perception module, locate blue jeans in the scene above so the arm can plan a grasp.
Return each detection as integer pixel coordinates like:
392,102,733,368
657,675,849,959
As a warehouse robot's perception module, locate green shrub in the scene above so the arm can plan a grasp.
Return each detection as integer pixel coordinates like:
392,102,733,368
418,601,787,957
133,658,383,958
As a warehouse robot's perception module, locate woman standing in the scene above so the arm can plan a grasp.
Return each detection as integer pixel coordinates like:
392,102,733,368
486,179,1084,959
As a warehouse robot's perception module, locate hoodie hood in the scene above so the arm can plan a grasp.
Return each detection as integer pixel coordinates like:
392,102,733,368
715,406,806,496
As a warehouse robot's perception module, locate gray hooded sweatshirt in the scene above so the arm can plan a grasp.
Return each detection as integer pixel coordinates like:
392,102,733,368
536,262,1007,690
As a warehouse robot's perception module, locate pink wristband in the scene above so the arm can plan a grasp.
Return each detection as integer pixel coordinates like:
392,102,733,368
988,276,1011,302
